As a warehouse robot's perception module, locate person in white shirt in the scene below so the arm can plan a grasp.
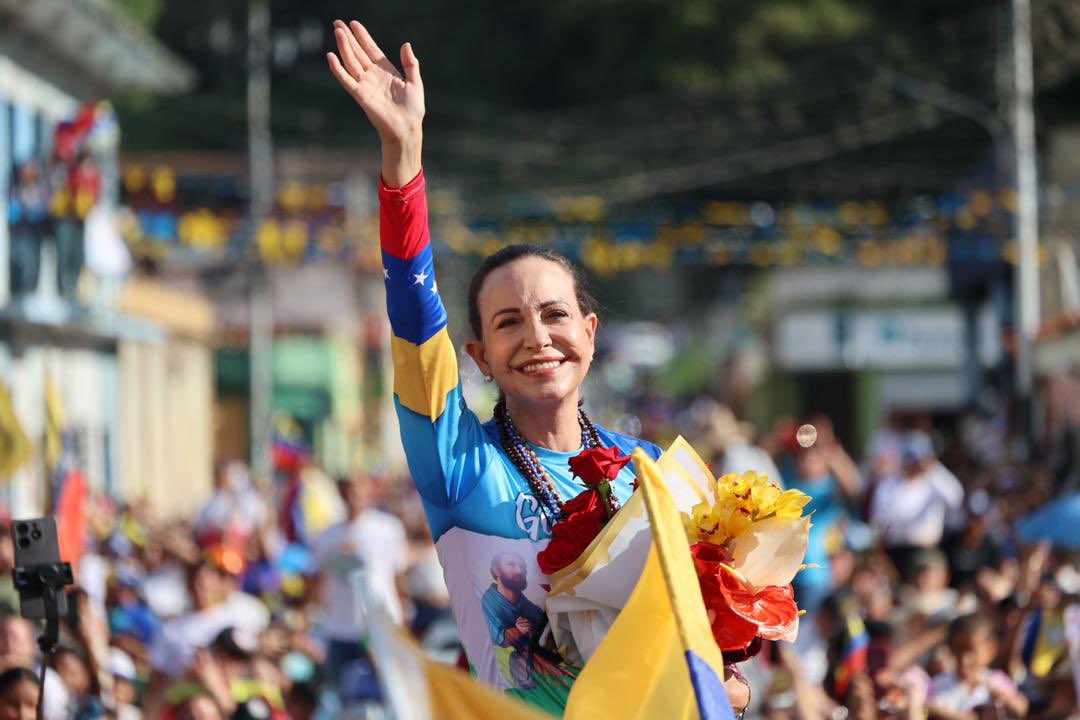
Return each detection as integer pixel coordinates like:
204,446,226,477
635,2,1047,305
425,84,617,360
311,474,407,689
698,403,786,488
195,461,267,549
145,561,270,707
927,614,1028,719
870,430,964,581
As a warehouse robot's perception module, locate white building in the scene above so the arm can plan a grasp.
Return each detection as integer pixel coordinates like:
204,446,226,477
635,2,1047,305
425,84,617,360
0,0,202,517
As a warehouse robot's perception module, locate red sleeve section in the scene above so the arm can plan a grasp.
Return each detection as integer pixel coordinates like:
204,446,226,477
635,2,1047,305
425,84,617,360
379,169,430,260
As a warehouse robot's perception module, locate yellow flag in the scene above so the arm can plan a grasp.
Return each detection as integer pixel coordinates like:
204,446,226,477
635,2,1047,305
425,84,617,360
565,449,734,720
45,375,65,471
368,603,553,720
0,384,32,480
563,548,698,720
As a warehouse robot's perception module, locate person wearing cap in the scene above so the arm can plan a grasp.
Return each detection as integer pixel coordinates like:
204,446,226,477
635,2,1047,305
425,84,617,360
108,647,141,720
108,570,158,647
869,431,964,582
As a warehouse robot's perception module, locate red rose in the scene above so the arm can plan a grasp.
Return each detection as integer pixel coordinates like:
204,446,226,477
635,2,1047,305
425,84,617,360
537,491,607,575
568,446,633,486
560,488,603,518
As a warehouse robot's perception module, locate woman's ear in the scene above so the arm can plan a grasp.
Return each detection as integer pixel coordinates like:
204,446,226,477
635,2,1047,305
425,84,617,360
584,312,598,345
464,339,492,379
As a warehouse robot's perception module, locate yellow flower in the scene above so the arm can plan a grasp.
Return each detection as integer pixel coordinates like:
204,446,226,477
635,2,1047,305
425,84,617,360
716,470,810,520
684,496,754,545
684,470,811,546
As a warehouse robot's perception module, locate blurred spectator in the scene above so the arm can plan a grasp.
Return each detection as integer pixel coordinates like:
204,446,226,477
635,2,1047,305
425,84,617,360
404,523,456,663
7,159,51,297
0,530,18,616
787,428,862,615
927,614,1028,718
310,474,407,691
108,647,140,720
944,511,1005,592
196,462,267,550
0,666,40,720
698,403,786,487
149,561,269,682
49,645,93,718
0,614,68,720
870,431,964,581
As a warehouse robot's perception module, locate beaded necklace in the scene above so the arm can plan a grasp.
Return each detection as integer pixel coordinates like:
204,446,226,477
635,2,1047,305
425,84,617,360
494,399,608,523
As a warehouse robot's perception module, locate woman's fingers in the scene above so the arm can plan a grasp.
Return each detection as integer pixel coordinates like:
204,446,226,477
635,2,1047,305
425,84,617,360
350,21,388,66
400,42,422,86
334,26,370,78
326,53,357,93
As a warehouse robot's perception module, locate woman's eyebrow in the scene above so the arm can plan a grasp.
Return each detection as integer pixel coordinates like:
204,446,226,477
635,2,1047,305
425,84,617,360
490,300,568,321
490,306,520,321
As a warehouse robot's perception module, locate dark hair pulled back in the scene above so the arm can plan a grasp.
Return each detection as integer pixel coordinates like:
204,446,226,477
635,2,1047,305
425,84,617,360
0,666,39,697
466,244,596,339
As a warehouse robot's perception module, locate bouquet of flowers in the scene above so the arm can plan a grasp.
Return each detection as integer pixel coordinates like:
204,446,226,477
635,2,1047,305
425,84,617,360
683,469,811,655
540,438,811,666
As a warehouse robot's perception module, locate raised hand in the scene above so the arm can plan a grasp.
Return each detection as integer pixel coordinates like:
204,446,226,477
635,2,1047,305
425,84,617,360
327,20,423,186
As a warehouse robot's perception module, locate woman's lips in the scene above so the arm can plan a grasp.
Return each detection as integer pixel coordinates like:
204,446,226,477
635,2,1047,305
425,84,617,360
517,359,565,375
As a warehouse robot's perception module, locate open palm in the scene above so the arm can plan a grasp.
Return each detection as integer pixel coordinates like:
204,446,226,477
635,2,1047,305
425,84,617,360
327,20,424,143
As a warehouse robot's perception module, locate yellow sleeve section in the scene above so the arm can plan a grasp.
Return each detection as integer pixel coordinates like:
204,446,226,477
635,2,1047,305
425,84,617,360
392,327,460,421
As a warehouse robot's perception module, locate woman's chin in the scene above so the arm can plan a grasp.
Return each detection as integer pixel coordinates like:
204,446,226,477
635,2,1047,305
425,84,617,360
505,381,578,408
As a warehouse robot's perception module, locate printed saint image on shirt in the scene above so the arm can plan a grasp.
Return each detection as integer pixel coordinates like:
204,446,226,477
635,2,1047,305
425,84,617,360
480,551,573,690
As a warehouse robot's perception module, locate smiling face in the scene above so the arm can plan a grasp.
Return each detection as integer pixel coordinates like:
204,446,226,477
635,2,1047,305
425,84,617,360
465,256,597,411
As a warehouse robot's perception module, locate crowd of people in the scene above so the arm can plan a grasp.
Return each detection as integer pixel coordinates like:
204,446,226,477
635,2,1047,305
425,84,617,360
0,402,1074,719
0,455,453,720
694,402,1080,719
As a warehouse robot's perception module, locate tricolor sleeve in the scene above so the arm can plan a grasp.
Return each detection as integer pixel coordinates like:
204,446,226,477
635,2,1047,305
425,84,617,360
380,170,496,508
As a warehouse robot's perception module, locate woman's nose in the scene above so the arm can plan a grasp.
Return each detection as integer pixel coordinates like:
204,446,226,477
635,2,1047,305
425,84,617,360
522,316,552,349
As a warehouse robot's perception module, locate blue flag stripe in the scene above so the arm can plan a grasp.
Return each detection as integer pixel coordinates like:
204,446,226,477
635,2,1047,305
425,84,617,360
383,246,447,346
685,650,736,720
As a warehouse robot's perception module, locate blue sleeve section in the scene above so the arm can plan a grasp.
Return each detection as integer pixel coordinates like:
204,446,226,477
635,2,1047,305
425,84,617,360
383,245,447,346
393,389,499,510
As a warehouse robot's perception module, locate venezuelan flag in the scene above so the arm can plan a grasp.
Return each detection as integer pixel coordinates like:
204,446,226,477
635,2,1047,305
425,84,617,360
564,450,735,720
380,176,457,423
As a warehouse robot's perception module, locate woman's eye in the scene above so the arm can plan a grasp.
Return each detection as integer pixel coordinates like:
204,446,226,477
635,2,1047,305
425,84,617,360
546,310,569,321
496,317,519,329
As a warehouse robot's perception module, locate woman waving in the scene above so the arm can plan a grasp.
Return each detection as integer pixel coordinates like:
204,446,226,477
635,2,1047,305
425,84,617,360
327,20,663,714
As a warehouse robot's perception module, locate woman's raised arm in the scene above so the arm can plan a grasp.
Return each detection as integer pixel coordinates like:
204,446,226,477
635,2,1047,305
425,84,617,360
327,19,424,187
326,21,496,512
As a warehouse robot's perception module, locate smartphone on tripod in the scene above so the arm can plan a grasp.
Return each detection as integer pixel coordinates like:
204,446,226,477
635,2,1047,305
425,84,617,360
11,517,69,620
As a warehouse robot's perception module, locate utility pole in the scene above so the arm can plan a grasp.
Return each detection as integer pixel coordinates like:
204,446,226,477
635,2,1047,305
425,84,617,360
248,0,273,478
1011,0,1039,446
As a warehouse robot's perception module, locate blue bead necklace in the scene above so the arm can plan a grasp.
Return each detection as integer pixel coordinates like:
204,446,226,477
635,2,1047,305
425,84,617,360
494,399,603,523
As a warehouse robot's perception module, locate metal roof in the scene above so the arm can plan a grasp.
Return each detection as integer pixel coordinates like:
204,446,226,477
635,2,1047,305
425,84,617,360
0,0,193,98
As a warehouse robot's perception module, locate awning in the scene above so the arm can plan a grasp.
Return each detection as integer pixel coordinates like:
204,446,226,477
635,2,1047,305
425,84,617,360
0,0,193,97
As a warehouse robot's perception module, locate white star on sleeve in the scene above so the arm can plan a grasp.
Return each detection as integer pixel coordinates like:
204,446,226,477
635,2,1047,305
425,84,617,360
430,281,438,294
412,271,429,286
383,268,390,280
